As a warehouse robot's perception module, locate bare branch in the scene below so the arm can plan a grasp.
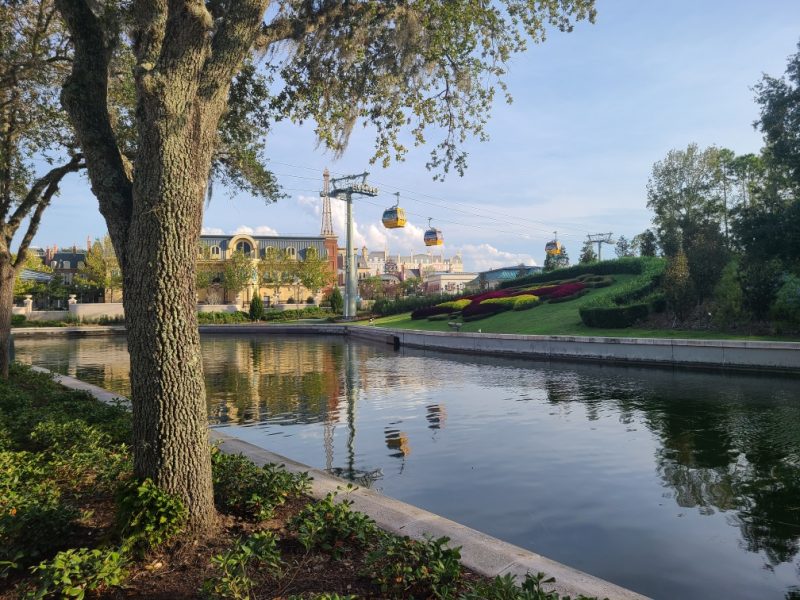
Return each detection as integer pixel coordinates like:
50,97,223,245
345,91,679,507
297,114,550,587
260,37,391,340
6,154,83,242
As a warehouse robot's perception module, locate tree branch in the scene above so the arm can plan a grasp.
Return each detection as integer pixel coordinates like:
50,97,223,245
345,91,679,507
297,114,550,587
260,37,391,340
199,0,270,101
6,154,84,243
56,0,133,260
12,170,68,271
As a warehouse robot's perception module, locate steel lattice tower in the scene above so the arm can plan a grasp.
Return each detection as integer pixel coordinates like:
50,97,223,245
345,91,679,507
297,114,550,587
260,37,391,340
320,168,335,237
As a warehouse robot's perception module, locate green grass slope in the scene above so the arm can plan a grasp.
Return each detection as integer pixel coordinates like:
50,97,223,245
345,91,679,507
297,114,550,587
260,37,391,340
369,274,797,341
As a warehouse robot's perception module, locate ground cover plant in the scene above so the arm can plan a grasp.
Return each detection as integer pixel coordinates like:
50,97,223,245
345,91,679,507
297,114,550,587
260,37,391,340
0,364,604,599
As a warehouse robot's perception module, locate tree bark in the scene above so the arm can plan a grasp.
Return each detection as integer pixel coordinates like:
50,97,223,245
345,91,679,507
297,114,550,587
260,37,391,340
0,256,15,380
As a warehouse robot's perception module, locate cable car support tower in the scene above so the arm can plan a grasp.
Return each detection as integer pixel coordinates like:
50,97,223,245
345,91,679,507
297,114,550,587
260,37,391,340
587,232,615,261
326,173,379,320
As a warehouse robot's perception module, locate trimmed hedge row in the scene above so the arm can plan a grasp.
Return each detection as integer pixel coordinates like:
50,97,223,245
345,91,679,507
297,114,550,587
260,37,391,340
578,259,667,328
373,293,460,317
499,257,662,289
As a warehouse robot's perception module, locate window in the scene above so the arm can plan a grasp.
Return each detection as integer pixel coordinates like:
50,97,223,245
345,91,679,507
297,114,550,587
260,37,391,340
235,241,252,256
285,247,296,259
305,247,317,260
210,245,221,259
63,261,70,269
264,246,276,258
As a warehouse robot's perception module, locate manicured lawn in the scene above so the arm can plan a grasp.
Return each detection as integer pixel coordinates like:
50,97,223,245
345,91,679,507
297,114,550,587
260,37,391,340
368,277,800,342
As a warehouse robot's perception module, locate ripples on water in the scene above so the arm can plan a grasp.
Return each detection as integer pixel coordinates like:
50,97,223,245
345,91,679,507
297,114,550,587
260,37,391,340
15,334,800,600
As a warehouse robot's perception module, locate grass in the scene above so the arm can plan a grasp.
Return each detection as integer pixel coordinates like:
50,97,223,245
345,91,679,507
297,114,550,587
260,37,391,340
368,276,800,342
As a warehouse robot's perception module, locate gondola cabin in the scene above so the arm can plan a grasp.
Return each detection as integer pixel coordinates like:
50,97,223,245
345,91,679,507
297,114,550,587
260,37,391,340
382,192,407,229
545,239,563,256
424,218,444,247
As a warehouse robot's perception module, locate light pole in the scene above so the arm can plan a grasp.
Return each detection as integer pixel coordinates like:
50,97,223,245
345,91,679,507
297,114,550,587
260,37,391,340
324,173,378,320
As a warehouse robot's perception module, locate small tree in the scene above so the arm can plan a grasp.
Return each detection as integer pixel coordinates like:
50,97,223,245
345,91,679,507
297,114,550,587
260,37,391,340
579,240,597,264
327,287,344,315
223,251,255,304
298,247,334,301
684,221,729,303
711,260,745,328
664,252,695,322
75,235,122,302
614,235,634,258
248,294,264,321
259,247,291,304
632,230,658,257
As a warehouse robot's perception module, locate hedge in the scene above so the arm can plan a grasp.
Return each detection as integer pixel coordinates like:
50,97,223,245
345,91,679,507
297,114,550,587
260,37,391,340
578,258,667,328
373,293,460,316
499,257,663,289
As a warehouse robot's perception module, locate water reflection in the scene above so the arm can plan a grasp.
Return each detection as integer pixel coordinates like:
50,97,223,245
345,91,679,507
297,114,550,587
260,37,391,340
14,334,800,599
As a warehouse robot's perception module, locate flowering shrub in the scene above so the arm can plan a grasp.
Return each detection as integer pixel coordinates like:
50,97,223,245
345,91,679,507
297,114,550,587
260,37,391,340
436,299,472,311
512,295,540,310
480,297,519,307
462,302,507,320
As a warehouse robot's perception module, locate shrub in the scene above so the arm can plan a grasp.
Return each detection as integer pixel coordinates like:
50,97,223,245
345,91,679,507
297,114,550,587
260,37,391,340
326,287,344,314
500,257,660,289
248,296,264,321
287,297,296,304
202,532,282,600
197,311,250,324
306,296,315,304
12,314,26,326
547,289,590,304
513,295,541,310
411,305,451,320
0,451,77,571
579,258,666,328
711,260,746,328
211,451,309,520
290,492,377,558
427,313,452,321
116,478,187,554
372,293,460,317
462,302,506,321
460,571,600,600
28,547,128,600
436,298,471,311
365,535,462,598
771,273,800,327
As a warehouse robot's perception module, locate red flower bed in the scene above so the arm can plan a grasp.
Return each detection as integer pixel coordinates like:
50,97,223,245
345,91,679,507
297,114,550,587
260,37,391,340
525,282,585,299
461,301,509,319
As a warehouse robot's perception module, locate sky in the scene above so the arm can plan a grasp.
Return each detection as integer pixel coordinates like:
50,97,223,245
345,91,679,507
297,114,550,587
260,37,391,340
29,0,800,272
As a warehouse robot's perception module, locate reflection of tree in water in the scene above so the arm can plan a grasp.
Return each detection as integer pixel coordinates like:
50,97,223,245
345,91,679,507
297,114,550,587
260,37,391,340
203,338,342,425
542,370,800,570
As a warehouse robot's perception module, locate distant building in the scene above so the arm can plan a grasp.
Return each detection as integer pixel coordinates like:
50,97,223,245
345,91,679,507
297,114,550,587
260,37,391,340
44,246,87,284
366,248,463,278
466,265,542,291
423,272,477,295
198,232,338,306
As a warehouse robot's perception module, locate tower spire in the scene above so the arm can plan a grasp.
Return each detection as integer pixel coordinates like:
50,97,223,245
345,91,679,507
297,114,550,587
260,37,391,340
320,168,335,237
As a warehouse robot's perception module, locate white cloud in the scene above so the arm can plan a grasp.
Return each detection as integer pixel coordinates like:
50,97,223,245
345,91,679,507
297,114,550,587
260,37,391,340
455,243,537,272
233,225,279,235
201,227,225,235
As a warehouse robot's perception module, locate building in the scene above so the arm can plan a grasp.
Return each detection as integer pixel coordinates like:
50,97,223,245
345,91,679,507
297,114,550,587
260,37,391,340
365,248,463,278
197,232,338,306
44,246,88,284
423,271,478,295
465,265,542,292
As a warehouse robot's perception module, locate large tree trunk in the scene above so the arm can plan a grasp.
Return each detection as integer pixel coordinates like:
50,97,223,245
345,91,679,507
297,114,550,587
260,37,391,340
122,99,220,531
0,255,16,380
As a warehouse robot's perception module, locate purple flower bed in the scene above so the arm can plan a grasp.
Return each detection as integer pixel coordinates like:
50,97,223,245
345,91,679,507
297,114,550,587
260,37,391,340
461,301,510,319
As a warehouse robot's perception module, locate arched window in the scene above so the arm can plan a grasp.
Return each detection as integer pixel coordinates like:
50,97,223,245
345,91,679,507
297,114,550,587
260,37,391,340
235,241,252,256
264,246,277,258
285,247,296,259
210,245,221,259
305,247,317,260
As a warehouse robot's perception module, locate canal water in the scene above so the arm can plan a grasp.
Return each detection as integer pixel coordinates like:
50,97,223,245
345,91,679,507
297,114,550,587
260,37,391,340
15,333,800,600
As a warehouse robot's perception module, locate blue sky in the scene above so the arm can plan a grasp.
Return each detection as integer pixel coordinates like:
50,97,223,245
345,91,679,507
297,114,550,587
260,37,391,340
31,0,800,271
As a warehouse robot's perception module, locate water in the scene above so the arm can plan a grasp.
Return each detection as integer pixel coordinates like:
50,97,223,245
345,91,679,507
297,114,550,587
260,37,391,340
15,334,800,600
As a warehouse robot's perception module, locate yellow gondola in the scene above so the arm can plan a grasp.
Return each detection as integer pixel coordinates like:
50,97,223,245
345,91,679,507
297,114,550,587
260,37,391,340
382,192,407,229
424,217,444,247
545,240,562,255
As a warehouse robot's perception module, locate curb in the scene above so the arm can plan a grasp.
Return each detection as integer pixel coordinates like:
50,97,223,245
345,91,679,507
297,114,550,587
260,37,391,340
30,366,649,600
